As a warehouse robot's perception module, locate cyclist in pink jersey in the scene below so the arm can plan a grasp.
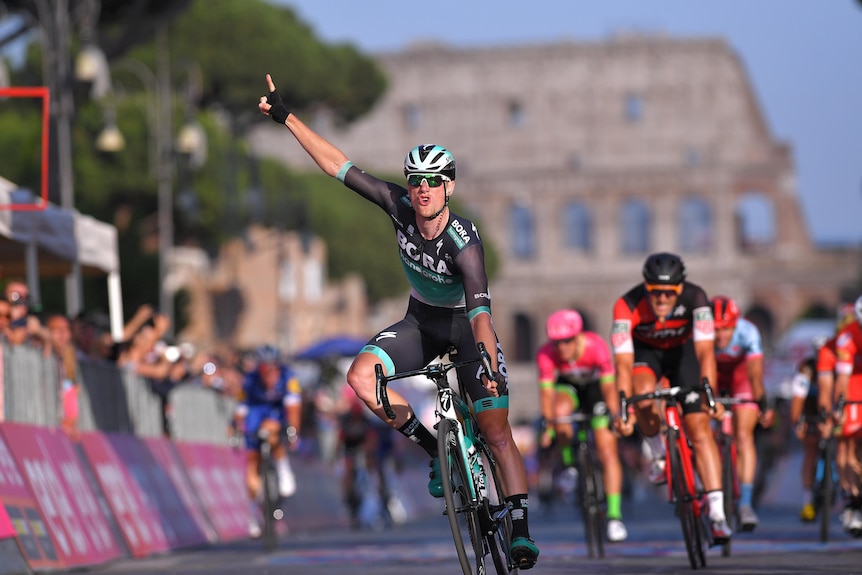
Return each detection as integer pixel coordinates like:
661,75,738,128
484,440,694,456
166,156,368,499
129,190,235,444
711,296,773,532
537,309,627,542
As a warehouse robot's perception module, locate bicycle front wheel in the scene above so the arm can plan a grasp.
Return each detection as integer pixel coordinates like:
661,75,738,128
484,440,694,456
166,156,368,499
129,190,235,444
720,439,734,557
668,430,699,569
576,444,605,558
479,442,514,575
260,456,280,552
438,418,485,575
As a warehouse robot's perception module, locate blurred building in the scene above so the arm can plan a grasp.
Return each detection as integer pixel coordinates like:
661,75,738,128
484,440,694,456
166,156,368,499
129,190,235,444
251,35,861,419
174,225,368,354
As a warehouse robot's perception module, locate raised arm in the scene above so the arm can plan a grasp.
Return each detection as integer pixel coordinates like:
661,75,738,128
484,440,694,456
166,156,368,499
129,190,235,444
258,73,349,177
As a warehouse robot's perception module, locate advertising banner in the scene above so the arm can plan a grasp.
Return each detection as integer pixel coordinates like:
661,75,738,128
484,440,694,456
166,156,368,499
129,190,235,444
174,442,251,541
0,423,120,568
107,434,211,549
143,437,217,544
78,432,170,558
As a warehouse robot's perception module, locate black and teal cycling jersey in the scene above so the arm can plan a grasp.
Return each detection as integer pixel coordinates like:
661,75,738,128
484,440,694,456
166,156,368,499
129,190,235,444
338,162,491,321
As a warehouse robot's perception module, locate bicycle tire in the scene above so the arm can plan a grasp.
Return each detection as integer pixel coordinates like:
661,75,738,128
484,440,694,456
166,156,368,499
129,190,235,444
260,456,280,552
720,438,734,557
479,444,514,575
669,429,699,570
819,438,834,543
576,443,604,558
438,418,485,575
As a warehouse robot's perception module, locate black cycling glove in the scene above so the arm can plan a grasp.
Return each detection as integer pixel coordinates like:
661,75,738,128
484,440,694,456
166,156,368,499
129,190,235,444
267,89,290,125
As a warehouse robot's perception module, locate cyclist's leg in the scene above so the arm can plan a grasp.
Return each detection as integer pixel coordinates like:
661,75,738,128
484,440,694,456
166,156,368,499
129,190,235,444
799,430,819,521
551,385,577,466
630,348,665,482
244,409,266,500
732,403,760,526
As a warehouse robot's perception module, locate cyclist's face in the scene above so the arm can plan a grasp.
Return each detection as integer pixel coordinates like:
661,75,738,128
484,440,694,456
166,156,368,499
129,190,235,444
552,335,580,361
714,326,735,348
646,288,678,320
258,362,279,386
407,175,453,219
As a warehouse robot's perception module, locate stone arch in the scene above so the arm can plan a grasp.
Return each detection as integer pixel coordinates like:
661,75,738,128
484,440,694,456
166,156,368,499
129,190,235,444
619,199,651,255
735,192,776,253
511,311,535,362
509,203,535,258
678,197,712,254
562,201,593,252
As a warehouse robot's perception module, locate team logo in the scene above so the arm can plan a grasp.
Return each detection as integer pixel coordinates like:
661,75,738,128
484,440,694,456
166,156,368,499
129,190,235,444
611,321,630,348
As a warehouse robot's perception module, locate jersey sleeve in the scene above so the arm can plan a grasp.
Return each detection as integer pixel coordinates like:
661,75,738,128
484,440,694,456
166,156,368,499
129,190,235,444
341,164,407,212
536,344,558,385
690,285,715,343
454,241,492,320
741,319,764,359
835,329,858,376
610,298,635,355
586,332,615,382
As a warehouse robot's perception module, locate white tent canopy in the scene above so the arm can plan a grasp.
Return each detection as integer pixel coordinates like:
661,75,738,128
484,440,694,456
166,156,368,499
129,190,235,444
0,175,124,339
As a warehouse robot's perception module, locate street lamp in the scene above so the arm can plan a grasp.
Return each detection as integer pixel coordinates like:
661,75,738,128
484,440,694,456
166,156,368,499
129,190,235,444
96,29,206,338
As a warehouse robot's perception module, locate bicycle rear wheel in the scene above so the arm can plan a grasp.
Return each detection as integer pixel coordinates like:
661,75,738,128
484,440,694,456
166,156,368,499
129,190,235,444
438,418,485,575
576,444,605,558
669,430,699,569
479,444,514,575
720,439,734,557
819,438,834,543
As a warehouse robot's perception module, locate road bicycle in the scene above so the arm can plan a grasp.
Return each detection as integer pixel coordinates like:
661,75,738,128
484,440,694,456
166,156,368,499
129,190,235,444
375,343,515,575
547,412,606,558
830,394,862,539
620,379,716,570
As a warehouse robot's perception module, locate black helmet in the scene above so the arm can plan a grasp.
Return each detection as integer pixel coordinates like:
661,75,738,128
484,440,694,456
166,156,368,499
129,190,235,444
642,252,686,285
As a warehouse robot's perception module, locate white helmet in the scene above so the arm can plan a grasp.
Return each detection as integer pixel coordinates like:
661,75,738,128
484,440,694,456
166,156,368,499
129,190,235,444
403,145,456,180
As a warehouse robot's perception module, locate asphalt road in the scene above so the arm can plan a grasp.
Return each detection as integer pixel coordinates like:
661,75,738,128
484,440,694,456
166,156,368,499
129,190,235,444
66,492,862,575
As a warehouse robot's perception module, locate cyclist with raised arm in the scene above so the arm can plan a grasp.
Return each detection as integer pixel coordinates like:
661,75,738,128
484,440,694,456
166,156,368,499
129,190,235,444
829,295,862,536
711,295,773,531
258,75,539,569
607,252,732,544
790,334,830,522
537,309,628,542
234,345,302,537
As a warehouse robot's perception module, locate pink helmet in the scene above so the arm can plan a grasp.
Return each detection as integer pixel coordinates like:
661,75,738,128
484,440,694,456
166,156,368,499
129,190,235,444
546,309,583,341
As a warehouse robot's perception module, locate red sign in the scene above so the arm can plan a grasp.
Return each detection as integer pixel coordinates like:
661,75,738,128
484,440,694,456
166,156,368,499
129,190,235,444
0,423,120,568
78,432,170,557
174,442,251,541
143,437,217,544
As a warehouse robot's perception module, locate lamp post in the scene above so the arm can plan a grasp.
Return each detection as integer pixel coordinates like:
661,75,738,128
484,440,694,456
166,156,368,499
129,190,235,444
97,29,205,339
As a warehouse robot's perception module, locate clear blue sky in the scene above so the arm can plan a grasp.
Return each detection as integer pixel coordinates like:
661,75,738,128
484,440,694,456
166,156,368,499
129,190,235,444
275,0,862,246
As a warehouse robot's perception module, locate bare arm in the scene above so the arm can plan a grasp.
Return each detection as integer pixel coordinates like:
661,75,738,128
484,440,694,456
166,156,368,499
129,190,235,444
258,74,349,177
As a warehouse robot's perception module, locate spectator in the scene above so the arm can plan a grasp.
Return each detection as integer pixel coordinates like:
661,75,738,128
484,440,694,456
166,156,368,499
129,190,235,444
5,278,29,322
0,297,11,342
46,314,82,439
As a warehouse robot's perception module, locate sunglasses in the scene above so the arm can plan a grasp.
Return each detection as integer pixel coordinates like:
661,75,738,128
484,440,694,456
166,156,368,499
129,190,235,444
406,174,450,188
645,283,683,297
553,337,576,346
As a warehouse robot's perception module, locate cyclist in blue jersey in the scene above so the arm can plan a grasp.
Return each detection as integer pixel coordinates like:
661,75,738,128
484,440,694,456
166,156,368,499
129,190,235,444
258,74,539,569
235,344,302,536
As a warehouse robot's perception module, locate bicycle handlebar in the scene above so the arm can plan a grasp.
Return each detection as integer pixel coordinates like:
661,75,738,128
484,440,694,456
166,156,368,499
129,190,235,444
620,378,715,424
375,342,497,420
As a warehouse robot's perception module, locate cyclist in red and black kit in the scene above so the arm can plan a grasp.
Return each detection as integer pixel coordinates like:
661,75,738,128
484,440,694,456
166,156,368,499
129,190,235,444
608,252,732,544
259,74,539,569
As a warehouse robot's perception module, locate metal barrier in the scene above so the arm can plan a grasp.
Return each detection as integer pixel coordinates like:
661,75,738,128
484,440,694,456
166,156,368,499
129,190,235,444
1,344,234,442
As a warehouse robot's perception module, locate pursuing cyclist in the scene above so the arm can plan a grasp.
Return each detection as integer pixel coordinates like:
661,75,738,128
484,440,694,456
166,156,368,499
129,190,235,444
789,334,830,522
537,309,628,542
234,344,302,537
829,295,862,536
258,74,539,569
711,295,773,531
608,252,732,544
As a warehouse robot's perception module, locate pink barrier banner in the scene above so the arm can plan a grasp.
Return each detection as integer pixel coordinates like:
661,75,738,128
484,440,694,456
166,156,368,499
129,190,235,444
78,432,170,558
106,434,211,549
0,429,60,569
174,442,251,541
0,423,120,568
143,437,217,544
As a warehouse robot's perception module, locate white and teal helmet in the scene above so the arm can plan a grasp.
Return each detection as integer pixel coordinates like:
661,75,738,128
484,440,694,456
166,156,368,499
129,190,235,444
403,144,456,180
